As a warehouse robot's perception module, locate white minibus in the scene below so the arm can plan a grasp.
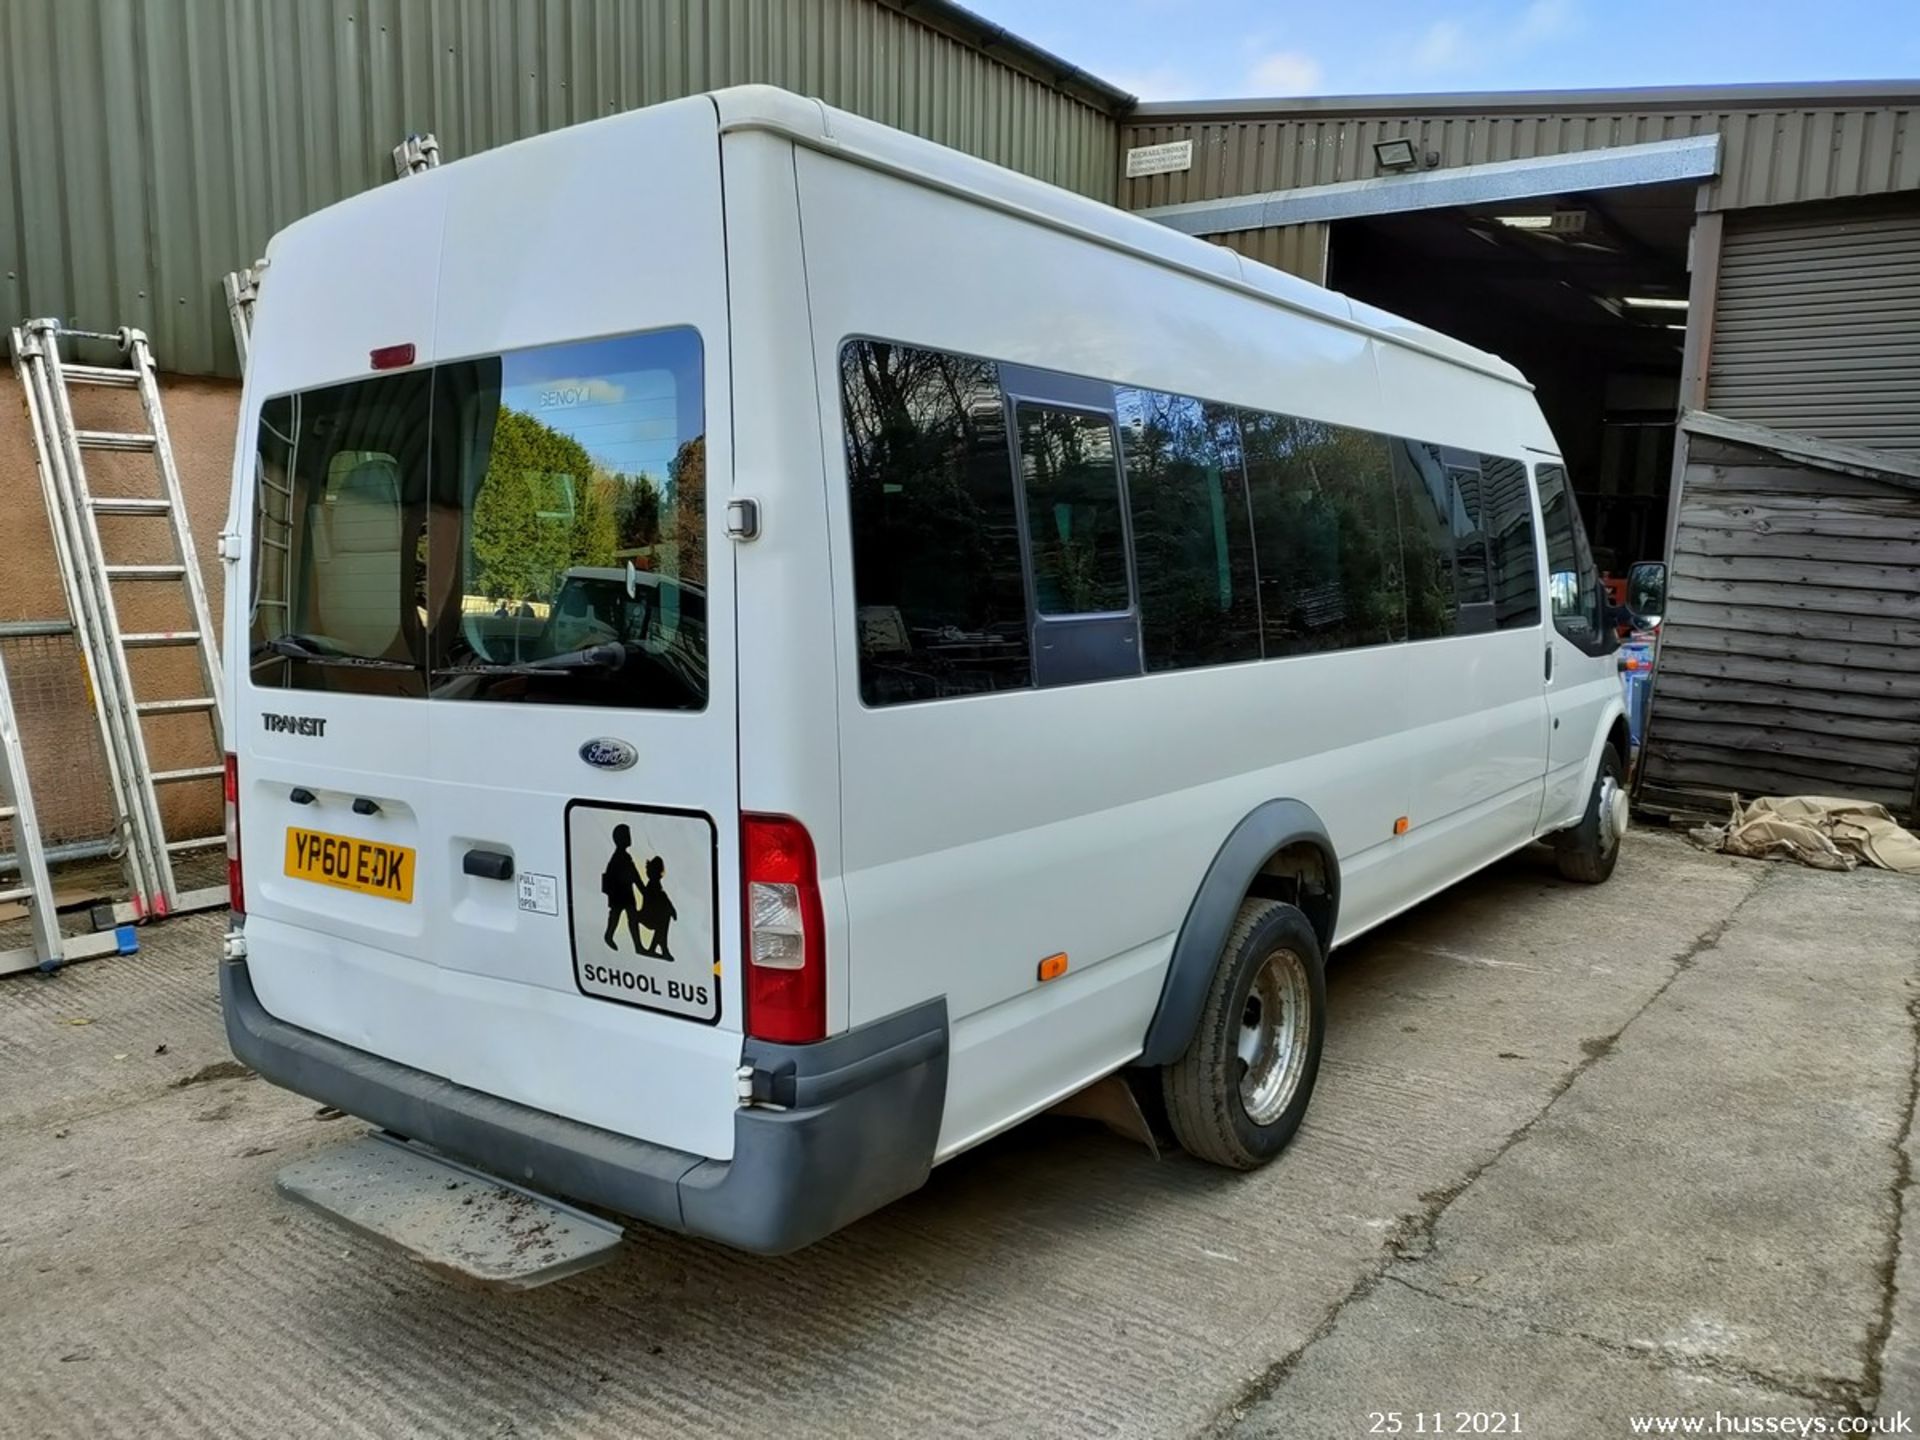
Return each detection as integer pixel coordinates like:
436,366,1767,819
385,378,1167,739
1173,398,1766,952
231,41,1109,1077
220,86,1628,1257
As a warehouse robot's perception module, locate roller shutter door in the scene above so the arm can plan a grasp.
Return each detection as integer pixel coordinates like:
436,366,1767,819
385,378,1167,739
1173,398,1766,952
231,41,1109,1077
1707,197,1920,455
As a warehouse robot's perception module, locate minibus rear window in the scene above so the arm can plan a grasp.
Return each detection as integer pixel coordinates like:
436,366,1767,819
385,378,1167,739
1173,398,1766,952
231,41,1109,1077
248,327,706,710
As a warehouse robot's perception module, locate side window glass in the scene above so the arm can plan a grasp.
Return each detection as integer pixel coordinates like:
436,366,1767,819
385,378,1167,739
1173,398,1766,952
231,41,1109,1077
1391,440,1495,638
1477,455,1541,629
1014,404,1130,616
1243,413,1404,656
840,341,1032,706
1537,463,1604,647
1116,388,1261,671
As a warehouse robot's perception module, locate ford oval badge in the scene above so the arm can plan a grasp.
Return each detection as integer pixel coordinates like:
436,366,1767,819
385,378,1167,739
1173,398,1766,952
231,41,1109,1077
579,737,637,772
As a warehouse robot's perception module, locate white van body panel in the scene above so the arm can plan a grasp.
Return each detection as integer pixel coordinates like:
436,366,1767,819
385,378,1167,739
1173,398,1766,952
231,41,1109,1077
235,96,743,1162
781,114,1614,1159
227,86,1626,1244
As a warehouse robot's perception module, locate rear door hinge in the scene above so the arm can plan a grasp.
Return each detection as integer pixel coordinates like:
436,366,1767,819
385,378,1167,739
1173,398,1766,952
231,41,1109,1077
217,528,242,562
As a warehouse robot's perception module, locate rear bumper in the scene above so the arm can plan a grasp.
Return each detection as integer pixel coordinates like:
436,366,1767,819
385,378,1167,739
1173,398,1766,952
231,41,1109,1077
221,956,948,1254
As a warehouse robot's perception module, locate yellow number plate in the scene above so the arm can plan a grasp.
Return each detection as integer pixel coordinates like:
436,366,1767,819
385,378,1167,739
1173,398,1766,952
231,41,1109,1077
284,827,415,903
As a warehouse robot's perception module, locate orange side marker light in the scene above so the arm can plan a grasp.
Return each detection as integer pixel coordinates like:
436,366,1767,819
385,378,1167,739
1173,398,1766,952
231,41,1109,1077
1037,952,1069,983
1393,816,1410,836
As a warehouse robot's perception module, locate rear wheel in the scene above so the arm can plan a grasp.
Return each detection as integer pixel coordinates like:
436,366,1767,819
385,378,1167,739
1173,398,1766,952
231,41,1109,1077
1162,899,1326,1170
1555,743,1627,884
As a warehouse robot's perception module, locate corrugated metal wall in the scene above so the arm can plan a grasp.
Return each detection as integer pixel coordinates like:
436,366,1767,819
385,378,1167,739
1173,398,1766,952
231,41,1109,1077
1707,197,1920,456
1118,100,1920,214
0,0,1120,377
1208,223,1326,284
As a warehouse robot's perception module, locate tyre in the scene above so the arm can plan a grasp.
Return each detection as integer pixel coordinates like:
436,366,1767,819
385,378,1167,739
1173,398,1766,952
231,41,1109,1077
1161,898,1327,1170
1554,743,1627,884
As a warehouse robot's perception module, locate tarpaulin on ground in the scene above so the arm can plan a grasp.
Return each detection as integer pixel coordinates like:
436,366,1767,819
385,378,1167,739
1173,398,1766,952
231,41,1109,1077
1688,795,1920,874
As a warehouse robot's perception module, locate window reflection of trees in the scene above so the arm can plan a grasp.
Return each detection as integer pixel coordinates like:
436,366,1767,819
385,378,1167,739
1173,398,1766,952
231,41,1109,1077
1015,404,1128,616
842,341,1031,705
1245,415,1406,655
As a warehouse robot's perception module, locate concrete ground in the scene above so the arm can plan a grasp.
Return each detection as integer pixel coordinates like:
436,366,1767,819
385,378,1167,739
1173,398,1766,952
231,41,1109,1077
1,830,1915,1439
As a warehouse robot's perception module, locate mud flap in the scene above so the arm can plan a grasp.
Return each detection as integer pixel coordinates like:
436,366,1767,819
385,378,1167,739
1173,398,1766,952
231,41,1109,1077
276,1132,625,1289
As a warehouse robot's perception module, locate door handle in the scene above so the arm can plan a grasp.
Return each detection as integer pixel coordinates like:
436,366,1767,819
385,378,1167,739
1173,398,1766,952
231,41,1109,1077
1543,644,1554,683
462,848,514,881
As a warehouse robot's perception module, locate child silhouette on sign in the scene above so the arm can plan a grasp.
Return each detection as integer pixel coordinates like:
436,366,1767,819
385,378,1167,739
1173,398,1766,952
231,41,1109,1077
600,824,644,952
637,854,677,960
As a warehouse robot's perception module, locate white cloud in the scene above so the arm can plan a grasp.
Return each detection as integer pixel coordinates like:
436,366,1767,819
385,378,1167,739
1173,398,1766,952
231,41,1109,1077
1105,65,1202,101
1246,48,1325,95
1516,0,1576,45
1411,20,1469,73
1370,0,1583,86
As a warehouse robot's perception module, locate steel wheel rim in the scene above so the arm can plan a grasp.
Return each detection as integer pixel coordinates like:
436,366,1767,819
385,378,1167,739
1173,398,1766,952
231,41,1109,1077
1599,771,1628,852
1236,947,1312,1126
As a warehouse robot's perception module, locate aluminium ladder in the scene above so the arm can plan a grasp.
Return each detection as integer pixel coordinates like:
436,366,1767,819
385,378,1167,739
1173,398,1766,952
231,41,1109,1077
10,319,226,919
0,626,132,975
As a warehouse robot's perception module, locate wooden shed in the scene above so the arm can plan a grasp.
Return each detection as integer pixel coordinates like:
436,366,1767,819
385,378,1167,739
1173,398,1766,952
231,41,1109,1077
1636,411,1920,821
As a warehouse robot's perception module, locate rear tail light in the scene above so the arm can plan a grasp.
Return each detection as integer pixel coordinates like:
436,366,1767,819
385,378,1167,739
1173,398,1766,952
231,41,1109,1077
224,753,244,917
742,813,825,1044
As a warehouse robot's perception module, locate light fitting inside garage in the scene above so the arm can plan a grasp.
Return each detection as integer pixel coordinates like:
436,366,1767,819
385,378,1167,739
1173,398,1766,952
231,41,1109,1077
1624,295,1690,310
1493,211,1590,234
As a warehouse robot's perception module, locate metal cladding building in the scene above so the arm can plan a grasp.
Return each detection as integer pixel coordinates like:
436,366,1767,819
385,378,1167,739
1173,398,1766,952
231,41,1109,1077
3,0,1920,819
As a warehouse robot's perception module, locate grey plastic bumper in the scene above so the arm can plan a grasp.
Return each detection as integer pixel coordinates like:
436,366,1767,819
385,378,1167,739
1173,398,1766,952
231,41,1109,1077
220,958,948,1255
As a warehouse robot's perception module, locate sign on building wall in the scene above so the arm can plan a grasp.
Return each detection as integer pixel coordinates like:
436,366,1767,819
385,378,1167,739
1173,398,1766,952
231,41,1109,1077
1125,140,1194,178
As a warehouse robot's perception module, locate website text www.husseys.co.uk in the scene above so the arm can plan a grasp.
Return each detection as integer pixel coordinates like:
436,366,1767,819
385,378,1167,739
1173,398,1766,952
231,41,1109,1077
1628,1414,1911,1436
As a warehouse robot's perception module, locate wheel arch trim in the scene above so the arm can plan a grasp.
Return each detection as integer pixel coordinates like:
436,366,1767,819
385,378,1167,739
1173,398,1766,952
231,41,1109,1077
1137,798,1340,1068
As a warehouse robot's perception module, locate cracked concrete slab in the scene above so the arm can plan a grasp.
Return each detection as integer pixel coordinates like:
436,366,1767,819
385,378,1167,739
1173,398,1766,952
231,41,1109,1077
2,832,1914,1439
1231,855,1920,1436
1229,1275,1827,1438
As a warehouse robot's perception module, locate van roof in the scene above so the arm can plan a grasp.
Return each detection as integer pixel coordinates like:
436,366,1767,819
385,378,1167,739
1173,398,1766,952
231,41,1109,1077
710,85,1531,391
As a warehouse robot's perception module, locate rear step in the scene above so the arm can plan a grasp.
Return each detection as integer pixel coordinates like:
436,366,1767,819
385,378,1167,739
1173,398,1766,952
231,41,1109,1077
275,1132,625,1289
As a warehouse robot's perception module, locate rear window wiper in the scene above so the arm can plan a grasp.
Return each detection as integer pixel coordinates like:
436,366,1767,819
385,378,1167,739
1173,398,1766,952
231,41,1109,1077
254,632,417,671
433,641,627,677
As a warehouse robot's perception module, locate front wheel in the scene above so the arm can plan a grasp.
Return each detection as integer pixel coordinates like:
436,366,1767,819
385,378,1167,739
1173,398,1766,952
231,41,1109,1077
1161,899,1326,1170
1555,743,1627,884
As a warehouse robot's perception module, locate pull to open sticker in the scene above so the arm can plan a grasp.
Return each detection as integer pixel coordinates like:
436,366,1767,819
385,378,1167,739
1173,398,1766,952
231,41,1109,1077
564,801,719,1023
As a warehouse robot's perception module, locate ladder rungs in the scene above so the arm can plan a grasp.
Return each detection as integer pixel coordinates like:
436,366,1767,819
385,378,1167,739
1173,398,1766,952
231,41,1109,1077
152,765,224,785
167,834,226,853
0,805,14,822
91,496,171,516
122,629,201,648
137,696,217,716
61,363,141,388
74,429,158,452
0,886,30,905
104,564,186,581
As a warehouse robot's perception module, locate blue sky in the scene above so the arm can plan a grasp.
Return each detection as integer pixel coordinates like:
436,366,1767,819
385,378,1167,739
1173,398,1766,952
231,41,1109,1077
962,0,1920,101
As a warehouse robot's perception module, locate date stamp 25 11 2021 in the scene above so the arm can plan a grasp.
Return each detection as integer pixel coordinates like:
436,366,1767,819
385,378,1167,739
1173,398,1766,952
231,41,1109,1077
1370,1414,1524,1435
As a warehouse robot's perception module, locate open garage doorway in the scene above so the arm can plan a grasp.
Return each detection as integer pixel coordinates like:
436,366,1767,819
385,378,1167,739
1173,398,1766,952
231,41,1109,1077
1327,181,1697,579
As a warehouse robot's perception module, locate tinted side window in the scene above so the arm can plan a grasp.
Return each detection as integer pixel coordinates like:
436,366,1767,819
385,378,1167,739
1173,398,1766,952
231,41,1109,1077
1478,455,1541,629
1537,462,1606,650
1014,404,1131,616
841,341,1032,707
1244,413,1405,657
1116,388,1261,671
1392,441,1495,638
